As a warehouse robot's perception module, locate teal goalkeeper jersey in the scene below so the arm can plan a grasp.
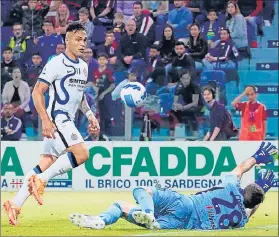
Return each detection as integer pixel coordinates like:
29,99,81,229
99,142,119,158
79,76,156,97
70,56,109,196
189,175,249,230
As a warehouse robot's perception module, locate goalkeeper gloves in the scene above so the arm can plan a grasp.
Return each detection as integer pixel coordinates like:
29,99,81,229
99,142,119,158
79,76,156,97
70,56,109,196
255,169,275,193
252,142,278,164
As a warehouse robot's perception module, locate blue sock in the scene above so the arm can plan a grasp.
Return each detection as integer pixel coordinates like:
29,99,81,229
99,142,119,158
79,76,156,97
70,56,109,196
99,203,122,225
133,188,154,213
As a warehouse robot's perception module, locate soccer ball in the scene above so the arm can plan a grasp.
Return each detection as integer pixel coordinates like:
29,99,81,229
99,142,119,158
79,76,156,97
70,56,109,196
120,82,147,108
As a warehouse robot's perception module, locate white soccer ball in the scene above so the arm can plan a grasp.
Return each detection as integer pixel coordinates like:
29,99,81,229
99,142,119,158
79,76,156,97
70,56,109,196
120,82,147,108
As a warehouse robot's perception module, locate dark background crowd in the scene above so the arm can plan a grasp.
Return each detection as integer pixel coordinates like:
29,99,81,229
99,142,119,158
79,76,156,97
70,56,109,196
1,0,278,141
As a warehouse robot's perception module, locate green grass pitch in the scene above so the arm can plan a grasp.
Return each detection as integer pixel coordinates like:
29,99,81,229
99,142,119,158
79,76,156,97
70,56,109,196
1,192,278,236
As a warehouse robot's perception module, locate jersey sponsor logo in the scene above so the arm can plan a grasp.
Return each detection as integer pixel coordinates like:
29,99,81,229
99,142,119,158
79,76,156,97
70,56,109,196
69,79,87,85
206,205,216,229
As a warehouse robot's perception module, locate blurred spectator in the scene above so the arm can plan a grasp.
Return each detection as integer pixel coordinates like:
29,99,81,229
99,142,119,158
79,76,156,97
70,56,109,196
145,45,166,95
78,7,94,46
45,0,63,24
131,1,155,46
1,47,17,92
34,19,64,63
24,52,43,90
167,1,193,42
169,69,203,137
119,19,147,79
202,28,236,70
47,43,65,62
186,23,208,70
93,53,115,136
200,10,221,43
82,47,98,84
116,0,135,22
12,0,50,37
237,0,263,48
55,4,73,37
157,25,176,65
89,0,115,28
185,0,201,20
196,0,228,26
226,1,248,50
232,86,267,140
202,87,229,141
97,30,121,69
2,67,31,116
168,41,196,85
1,103,22,141
113,12,126,34
263,0,275,26
142,1,168,26
64,0,88,20
112,72,137,100
8,23,32,62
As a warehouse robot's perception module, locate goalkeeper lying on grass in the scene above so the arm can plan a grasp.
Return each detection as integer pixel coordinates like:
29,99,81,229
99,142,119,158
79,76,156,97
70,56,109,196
69,142,277,230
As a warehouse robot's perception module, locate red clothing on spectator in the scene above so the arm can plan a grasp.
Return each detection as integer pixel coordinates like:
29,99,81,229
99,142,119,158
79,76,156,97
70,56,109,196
93,68,114,95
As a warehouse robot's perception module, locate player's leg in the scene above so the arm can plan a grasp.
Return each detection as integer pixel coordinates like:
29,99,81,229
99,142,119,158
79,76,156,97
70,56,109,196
3,154,56,225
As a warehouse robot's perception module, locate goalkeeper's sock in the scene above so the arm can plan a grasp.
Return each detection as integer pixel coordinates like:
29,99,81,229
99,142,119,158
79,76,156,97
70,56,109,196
133,187,154,214
12,166,40,207
39,153,78,182
99,203,122,225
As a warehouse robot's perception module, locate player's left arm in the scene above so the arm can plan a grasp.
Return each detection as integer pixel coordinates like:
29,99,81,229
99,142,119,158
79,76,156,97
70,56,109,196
231,142,277,179
79,94,100,134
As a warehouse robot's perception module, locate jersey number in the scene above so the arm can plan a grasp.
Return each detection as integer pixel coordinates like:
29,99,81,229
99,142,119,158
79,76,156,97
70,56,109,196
212,191,242,229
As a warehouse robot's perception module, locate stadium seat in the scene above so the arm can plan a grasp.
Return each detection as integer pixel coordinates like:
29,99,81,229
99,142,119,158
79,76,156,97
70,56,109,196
237,59,250,70
91,26,106,44
267,118,279,137
263,26,279,39
251,48,278,59
257,94,279,108
155,25,164,41
200,70,226,88
226,81,239,94
1,26,13,46
249,60,278,70
239,71,278,84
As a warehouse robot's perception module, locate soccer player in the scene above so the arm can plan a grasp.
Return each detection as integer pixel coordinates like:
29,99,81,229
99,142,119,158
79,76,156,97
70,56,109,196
3,22,100,226
69,141,277,230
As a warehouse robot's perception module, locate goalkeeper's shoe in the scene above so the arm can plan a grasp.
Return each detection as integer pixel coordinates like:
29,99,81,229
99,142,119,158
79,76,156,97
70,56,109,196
69,214,105,229
132,211,160,230
28,175,46,205
3,200,21,226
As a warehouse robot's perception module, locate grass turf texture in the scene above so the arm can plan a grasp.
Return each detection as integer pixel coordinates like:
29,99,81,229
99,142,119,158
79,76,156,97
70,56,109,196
1,192,278,236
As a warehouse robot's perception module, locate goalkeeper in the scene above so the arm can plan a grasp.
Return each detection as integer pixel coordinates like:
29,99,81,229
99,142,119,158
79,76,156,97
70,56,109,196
69,142,277,230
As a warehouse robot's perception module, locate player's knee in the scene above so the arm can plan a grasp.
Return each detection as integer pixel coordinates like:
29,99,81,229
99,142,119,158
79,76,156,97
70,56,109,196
132,187,150,199
113,201,125,210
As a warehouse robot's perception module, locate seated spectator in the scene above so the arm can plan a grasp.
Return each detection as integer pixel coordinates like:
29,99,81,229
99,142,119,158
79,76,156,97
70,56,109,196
200,9,221,43
45,0,63,24
78,7,94,47
97,30,121,70
186,23,208,70
12,0,50,37
82,47,98,84
202,28,237,70
112,72,137,100
113,12,126,34
196,0,228,26
119,19,147,80
145,45,166,95
55,4,73,38
237,0,263,48
2,67,31,117
142,1,168,26
1,47,17,92
157,25,176,65
89,0,115,29
1,103,22,141
116,0,135,23
226,1,248,50
169,69,203,137
263,0,276,26
47,43,65,62
167,1,193,43
24,52,44,91
93,53,115,136
131,1,155,46
168,41,196,86
34,19,64,63
8,23,32,62
185,0,201,20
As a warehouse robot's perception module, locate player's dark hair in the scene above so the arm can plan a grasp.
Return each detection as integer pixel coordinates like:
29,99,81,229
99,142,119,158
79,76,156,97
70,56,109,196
203,86,216,99
13,22,22,28
66,22,86,34
245,85,257,93
243,183,265,208
78,7,89,15
175,41,185,47
208,9,216,14
179,69,191,78
133,1,143,8
106,30,114,35
32,52,41,57
97,53,109,59
43,19,54,26
150,44,159,51
3,46,13,53
12,66,22,74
